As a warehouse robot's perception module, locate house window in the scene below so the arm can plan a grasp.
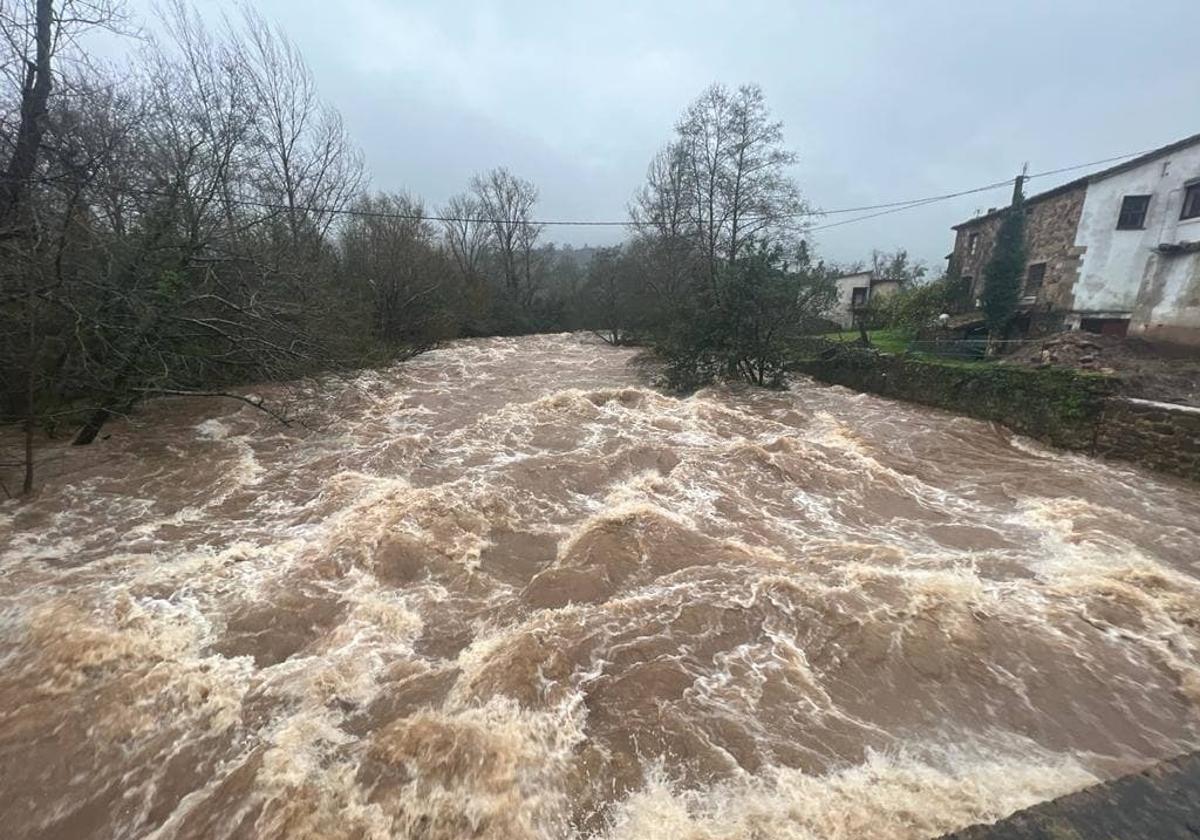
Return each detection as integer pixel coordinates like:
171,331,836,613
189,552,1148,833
1116,195,1151,230
1182,182,1200,221
1024,262,1047,293
968,232,979,255
851,287,869,307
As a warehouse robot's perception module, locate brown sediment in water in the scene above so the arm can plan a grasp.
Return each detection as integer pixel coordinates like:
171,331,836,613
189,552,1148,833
2,333,1200,839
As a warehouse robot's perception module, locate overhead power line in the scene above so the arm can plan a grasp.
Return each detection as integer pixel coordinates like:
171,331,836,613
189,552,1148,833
806,147,1158,233
14,146,1157,232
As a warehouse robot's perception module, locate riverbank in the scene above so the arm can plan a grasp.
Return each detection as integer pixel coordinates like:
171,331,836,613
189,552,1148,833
793,345,1200,483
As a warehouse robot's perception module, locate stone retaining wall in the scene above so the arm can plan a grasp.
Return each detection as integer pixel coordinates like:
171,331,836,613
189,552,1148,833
796,349,1200,483
793,351,1114,450
1095,397,1200,481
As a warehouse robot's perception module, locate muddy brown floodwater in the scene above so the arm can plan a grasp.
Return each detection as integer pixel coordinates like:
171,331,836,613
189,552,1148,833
3,333,1200,840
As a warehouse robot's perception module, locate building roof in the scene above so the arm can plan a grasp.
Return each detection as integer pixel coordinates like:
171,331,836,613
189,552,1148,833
952,131,1200,230
831,271,902,286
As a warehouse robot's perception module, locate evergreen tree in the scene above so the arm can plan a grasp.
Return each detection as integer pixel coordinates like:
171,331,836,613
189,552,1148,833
980,182,1028,350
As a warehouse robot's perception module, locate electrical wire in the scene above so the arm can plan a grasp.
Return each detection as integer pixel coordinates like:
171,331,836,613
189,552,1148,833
9,146,1156,231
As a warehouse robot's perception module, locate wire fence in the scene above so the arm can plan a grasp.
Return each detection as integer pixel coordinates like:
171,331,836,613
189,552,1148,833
907,339,991,360
907,337,1049,360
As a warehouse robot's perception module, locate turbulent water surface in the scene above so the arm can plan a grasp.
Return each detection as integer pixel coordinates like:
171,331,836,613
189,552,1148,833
3,333,1200,840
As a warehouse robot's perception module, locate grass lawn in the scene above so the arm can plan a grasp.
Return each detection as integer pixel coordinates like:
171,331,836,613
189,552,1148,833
814,329,998,369
818,328,913,354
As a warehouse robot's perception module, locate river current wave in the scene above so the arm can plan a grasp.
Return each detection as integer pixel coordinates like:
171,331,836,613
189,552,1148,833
2,333,1199,839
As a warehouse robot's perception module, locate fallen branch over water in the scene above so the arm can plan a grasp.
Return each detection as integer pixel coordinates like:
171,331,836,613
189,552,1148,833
132,388,293,426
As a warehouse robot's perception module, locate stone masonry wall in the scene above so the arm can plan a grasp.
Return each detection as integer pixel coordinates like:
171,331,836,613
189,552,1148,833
953,183,1088,317
794,351,1113,450
797,349,1200,483
1094,398,1200,481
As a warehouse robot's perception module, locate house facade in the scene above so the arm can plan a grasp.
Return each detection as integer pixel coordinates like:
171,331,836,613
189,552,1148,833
950,132,1200,344
829,271,901,329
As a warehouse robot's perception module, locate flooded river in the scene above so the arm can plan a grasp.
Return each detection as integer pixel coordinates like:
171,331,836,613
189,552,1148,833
3,333,1200,839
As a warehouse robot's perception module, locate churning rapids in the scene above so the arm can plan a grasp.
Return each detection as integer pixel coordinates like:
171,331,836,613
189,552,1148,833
3,333,1200,840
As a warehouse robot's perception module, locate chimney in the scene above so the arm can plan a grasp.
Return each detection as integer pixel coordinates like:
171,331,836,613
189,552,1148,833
1011,163,1029,206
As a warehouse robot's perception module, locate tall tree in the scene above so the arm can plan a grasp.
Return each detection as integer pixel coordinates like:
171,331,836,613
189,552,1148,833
470,167,542,311
239,3,362,253
630,143,697,318
440,191,491,331
441,192,489,287
0,0,122,492
627,83,828,388
580,246,631,345
0,0,53,232
675,83,806,291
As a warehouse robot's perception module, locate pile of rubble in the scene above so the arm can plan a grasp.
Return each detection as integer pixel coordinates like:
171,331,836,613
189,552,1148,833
1003,332,1132,373
1002,331,1200,407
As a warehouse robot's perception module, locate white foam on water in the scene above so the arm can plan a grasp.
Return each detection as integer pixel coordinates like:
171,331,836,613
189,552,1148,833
596,737,1100,840
4,332,1200,840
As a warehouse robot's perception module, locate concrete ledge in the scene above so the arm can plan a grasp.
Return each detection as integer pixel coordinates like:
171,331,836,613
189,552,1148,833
941,751,1200,839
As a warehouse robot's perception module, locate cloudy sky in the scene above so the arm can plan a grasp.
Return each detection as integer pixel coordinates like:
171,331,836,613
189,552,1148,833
119,0,1199,269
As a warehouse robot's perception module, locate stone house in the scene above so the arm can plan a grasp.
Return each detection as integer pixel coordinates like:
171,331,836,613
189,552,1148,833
829,271,902,329
950,131,1200,344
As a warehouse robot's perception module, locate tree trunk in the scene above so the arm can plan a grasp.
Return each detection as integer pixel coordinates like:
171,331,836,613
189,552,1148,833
22,420,34,495
0,0,54,232
73,406,112,446
3,0,53,492
23,275,36,493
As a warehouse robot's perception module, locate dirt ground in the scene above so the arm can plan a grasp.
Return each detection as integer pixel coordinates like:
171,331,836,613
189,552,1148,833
1002,332,1200,407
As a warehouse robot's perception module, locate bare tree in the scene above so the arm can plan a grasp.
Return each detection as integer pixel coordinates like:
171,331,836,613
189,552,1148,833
0,0,124,492
675,83,806,290
870,247,927,287
238,3,362,251
0,0,53,232
629,142,698,313
470,167,542,309
441,191,489,286
339,192,454,347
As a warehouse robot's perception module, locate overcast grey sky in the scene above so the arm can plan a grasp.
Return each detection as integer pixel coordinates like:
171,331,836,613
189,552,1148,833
123,0,1200,269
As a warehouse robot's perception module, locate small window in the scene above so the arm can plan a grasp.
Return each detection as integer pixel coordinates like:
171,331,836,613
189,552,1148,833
1182,183,1200,221
851,287,869,306
1116,195,1150,229
1025,262,1047,293
968,232,979,255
